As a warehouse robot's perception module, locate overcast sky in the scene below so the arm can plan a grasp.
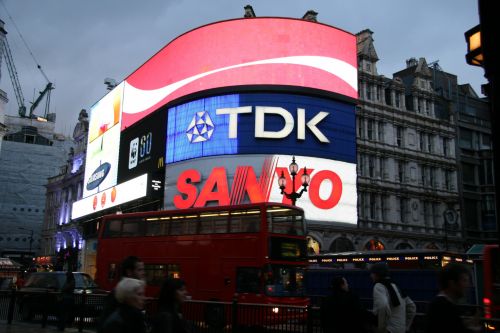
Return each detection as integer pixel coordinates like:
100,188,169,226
0,0,485,135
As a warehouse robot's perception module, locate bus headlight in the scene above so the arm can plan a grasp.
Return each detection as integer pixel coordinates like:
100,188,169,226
272,307,279,314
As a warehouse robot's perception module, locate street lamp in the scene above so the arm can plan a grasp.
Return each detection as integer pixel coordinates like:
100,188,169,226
18,227,34,255
277,156,311,206
465,25,483,67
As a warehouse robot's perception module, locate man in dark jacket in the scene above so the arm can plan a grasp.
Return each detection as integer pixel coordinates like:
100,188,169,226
320,276,369,333
426,263,479,333
97,256,145,330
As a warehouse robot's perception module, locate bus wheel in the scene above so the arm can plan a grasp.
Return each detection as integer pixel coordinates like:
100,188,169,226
205,301,225,329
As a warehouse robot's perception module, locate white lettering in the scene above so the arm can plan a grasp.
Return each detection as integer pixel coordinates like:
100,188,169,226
216,106,252,138
306,111,330,143
255,107,294,139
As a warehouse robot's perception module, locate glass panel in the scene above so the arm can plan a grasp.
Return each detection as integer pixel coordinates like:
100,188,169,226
169,215,198,235
269,237,307,261
144,264,181,286
230,210,261,233
104,219,122,238
264,265,305,297
146,218,167,236
121,219,144,237
267,207,304,235
199,211,229,234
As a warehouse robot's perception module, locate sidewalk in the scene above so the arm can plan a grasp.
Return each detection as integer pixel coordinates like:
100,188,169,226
0,321,95,333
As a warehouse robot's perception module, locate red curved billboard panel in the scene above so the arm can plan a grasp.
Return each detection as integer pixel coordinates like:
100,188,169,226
121,18,357,129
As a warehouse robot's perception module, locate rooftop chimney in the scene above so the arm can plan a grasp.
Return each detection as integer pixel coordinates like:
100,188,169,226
244,5,256,18
302,10,318,22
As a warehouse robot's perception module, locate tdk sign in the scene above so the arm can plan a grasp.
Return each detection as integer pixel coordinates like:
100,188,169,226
166,93,356,164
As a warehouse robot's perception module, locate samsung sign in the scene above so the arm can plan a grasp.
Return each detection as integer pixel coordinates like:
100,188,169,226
166,93,355,164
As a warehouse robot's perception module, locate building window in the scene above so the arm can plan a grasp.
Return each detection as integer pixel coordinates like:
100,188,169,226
365,239,385,251
358,154,364,176
421,165,427,186
381,195,388,221
366,63,371,71
462,163,476,184
480,159,494,185
378,122,384,142
427,135,433,153
358,118,364,139
380,157,386,179
430,167,435,188
399,197,408,223
367,119,374,140
459,129,473,149
369,193,376,220
366,84,372,100
397,160,405,183
395,93,400,108
425,100,430,113
444,170,451,190
418,99,422,112
443,137,449,156
368,155,375,177
419,132,425,151
396,126,403,147
481,134,492,149
376,86,381,101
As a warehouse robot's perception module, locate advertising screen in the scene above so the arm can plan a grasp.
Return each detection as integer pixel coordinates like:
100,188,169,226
83,83,124,198
163,155,357,224
121,18,357,129
72,173,148,220
166,93,355,164
118,108,167,183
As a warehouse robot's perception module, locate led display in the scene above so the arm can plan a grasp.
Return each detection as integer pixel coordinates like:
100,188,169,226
72,173,148,220
121,18,357,129
166,93,355,164
163,155,357,224
83,83,124,198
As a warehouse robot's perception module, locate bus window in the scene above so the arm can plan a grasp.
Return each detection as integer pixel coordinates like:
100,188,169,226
199,211,229,234
122,219,145,237
107,263,117,281
146,217,167,236
269,237,306,261
264,265,305,297
144,264,181,286
267,207,304,235
170,215,198,235
236,267,261,293
104,219,122,238
230,209,260,233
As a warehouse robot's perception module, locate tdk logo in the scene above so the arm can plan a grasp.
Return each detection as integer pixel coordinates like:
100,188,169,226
186,106,330,143
186,111,215,143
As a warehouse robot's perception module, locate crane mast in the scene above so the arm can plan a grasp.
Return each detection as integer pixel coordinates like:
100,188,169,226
0,34,27,117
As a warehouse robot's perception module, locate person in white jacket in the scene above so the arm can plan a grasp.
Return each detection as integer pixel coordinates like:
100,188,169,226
370,263,416,333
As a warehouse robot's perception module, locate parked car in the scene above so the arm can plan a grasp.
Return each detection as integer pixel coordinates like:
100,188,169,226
19,272,108,320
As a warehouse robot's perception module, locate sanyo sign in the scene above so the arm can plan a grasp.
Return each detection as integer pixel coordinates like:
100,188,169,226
164,155,358,225
166,93,356,164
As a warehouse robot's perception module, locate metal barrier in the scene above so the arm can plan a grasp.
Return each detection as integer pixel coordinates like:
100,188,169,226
1,290,499,333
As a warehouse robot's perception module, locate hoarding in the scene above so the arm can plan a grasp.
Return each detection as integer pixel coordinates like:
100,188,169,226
164,155,357,224
83,83,124,198
72,173,148,220
118,108,167,183
166,92,355,164
121,18,357,129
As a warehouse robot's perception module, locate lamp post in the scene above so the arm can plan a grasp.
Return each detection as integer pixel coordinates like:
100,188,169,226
18,227,34,256
277,156,311,206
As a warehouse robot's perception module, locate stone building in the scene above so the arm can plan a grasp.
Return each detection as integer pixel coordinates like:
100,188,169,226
308,29,463,253
40,109,89,271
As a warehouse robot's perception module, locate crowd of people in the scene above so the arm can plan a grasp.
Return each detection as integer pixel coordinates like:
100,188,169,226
52,255,480,333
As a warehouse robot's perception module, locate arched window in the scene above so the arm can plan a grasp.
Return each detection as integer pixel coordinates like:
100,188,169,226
307,236,321,255
364,239,385,251
330,237,355,253
395,242,413,250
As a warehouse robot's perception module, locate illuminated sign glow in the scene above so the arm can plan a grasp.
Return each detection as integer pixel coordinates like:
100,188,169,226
83,83,124,198
166,93,355,164
72,174,148,220
121,18,357,129
164,155,357,224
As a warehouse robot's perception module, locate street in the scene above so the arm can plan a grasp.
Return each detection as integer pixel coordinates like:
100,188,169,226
0,321,95,333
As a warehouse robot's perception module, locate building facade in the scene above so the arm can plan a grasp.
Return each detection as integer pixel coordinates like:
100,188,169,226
0,115,72,265
40,109,89,271
308,30,464,253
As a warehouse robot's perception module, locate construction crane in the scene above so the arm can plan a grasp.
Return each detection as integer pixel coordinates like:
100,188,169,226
0,7,54,120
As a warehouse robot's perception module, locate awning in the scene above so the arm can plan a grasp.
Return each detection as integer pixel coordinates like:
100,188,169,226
466,244,486,256
0,257,22,271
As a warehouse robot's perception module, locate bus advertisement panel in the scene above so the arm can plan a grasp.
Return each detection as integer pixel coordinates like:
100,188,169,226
164,155,357,225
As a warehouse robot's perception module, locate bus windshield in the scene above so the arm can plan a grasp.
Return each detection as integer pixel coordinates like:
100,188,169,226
267,206,305,235
265,265,305,297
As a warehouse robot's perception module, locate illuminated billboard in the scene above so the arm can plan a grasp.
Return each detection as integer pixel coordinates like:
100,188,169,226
72,173,148,220
118,108,167,183
164,155,357,224
121,18,357,129
166,92,355,164
83,83,124,198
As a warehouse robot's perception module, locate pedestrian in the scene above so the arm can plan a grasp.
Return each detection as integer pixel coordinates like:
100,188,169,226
150,278,190,333
370,262,416,333
425,263,480,333
320,276,370,333
57,271,75,331
98,278,147,333
97,256,145,330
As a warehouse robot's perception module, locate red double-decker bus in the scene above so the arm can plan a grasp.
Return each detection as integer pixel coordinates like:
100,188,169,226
95,203,308,306
483,245,500,325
